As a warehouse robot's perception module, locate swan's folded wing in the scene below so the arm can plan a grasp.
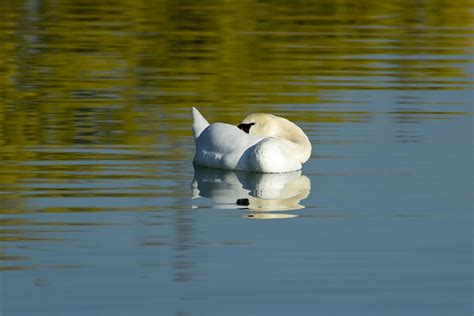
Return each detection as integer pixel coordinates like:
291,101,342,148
194,122,303,173
194,123,261,170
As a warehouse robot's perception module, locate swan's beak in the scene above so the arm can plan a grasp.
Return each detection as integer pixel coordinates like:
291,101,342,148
236,198,250,206
237,123,255,133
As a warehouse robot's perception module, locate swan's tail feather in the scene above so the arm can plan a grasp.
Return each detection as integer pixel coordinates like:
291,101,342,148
192,107,209,140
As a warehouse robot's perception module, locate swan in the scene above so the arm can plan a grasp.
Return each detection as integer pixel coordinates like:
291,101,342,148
192,107,311,173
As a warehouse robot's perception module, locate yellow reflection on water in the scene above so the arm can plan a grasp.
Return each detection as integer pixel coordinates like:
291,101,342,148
1,0,472,148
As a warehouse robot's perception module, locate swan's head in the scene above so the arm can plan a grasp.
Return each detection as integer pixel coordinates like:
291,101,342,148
238,113,278,137
237,113,312,163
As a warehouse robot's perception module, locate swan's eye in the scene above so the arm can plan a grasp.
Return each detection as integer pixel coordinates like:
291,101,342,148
237,122,255,133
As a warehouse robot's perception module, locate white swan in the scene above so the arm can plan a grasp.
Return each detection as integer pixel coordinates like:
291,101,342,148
192,107,311,173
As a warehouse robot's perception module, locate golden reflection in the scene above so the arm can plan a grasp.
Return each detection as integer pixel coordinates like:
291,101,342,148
191,165,311,216
0,0,472,152
0,0,471,188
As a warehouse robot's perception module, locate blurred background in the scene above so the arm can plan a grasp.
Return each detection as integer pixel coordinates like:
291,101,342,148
0,0,472,315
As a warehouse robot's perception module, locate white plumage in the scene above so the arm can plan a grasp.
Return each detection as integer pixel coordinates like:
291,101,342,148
192,107,311,173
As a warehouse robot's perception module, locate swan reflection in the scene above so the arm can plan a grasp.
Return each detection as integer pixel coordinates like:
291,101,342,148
191,166,311,219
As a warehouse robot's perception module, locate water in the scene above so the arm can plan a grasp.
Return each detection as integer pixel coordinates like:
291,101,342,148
0,1,473,315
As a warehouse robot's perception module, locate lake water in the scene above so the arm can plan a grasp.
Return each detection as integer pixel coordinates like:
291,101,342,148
0,1,472,315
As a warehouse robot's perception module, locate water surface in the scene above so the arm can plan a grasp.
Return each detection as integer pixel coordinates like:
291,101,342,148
0,1,473,315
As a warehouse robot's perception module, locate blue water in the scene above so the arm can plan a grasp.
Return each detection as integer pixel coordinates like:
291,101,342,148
1,1,473,315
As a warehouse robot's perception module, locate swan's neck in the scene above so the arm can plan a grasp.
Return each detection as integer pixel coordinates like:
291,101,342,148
285,133,312,163
276,121,312,164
